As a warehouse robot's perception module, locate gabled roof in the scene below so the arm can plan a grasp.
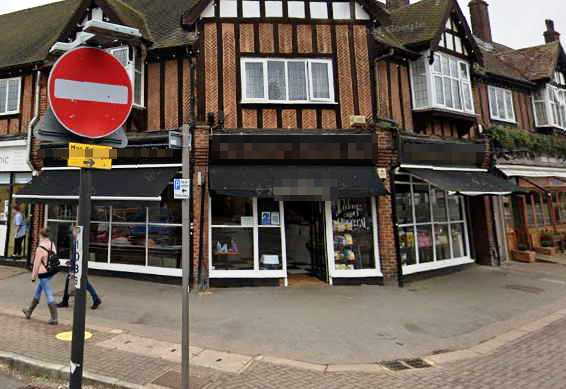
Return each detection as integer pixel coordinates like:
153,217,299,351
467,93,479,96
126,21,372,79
494,41,565,82
182,0,391,26
0,0,193,71
0,0,83,70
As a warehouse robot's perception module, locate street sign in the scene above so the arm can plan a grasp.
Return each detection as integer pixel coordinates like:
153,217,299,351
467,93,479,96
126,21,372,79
68,143,114,170
174,178,191,199
48,47,133,139
72,226,83,289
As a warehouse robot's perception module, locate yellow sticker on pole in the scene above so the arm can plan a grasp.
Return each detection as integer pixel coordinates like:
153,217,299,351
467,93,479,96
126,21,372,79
68,143,114,170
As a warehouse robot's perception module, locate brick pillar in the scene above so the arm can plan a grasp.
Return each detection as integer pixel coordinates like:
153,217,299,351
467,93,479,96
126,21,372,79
191,125,210,289
375,128,399,283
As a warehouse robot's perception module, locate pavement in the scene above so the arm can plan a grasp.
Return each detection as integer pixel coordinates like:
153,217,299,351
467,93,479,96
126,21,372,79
2,261,566,387
0,372,25,389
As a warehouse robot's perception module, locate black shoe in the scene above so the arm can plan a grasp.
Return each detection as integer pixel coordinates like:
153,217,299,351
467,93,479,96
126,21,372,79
56,301,69,308
91,299,101,310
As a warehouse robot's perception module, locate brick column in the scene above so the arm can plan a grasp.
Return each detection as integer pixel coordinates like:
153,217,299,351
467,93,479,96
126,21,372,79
375,128,399,284
191,125,210,289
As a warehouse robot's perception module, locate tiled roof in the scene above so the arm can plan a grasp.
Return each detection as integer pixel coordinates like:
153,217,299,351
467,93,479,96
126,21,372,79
494,41,562,82
0,0,194,70
386,0,452,47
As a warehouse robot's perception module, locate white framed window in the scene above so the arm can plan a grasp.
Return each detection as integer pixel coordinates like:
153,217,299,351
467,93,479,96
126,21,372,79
395,175,471,275
409,51,474,115
554,71,565,86
265,1,283,17
0,77,21,116
108,46,144,107
310,2,328,19
242,0,260,17
220,0,238,17
288,1,305,18
241,58,335,104
332,2,351,19
533,84,566,129
488,86,516,123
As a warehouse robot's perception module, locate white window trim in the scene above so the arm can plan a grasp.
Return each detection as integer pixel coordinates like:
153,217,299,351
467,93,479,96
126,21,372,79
533,84,566,130
240,57,335,104
0,77,22,116
409,51,474,115
396,175,473,274
107,46,145,108
488,85,516,124
325,198,383,279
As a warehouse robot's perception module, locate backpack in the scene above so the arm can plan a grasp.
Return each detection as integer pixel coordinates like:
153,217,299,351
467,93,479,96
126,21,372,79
40,242,60,274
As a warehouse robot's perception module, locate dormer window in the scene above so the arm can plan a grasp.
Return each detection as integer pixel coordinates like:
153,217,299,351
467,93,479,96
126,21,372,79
554,71,565,86
533,84,566,130
410,51,474,115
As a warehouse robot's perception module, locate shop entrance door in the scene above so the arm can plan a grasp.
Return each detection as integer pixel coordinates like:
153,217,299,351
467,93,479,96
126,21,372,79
284,201,328,285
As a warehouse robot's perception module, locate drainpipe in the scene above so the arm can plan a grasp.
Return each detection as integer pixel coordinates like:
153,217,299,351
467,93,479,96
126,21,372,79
26,70,41,174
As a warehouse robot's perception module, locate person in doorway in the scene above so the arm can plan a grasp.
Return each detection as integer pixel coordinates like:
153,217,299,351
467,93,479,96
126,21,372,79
12,204,27,257
57,227,102,310
22,228,58,325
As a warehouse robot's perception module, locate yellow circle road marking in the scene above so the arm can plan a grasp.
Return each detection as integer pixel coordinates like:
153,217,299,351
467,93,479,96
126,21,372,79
56,331,93,342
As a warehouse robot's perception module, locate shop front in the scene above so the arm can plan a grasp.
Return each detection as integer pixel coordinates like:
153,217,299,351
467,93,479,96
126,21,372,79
207,131,385,286
14,165,182,276
0,139,33,258
496,163,566,253
395,136,519,275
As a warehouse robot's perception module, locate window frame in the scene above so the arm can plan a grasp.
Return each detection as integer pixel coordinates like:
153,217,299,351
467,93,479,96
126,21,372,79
409,50,475,115
533,83,566,130
107,46,145,108
0,77,22,116
488,85,516,123
240,57,335,104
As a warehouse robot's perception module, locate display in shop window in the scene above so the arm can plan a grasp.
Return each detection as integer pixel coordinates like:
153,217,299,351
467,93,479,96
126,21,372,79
331,199,375,270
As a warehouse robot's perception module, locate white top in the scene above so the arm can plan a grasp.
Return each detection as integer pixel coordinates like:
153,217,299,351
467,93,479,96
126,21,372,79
14,212,26,239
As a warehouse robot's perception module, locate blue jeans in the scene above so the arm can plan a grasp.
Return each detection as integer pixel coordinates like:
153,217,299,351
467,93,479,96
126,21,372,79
86,281,100,302
33,277,55,304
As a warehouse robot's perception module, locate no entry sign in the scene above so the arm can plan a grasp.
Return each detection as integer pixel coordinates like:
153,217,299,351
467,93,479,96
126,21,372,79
48,47,133,139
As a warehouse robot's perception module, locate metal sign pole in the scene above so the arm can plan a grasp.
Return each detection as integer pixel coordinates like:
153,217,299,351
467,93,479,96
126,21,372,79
181,124,191,388
70,167,91,389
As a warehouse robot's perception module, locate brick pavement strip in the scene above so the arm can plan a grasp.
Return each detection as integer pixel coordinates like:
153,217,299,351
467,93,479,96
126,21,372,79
3,310,566,388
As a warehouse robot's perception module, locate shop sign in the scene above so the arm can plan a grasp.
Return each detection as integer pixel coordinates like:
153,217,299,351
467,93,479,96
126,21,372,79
174,178,191,199
0,144,30,172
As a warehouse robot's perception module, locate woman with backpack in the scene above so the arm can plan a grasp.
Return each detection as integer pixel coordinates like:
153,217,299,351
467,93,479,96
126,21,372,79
22,228,58,325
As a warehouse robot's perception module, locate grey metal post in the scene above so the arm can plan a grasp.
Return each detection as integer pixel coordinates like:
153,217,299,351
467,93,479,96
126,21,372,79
70,167,91,389
181,123,191,388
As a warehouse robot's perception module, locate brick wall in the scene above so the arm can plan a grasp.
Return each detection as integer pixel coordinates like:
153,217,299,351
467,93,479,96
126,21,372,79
375,127,399,282
191,125,210,289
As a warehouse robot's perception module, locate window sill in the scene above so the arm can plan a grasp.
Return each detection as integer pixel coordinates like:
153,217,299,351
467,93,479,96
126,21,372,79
402,257,474,275
490,118,517,126
0,111,20,117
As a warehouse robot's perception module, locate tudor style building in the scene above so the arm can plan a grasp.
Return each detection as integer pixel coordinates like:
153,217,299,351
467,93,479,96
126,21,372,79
1,0,564,287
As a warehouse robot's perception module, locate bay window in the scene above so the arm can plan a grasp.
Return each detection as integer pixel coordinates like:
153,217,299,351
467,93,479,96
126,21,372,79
395,175,470,273
410,51,474,114
0,77,21,115
488,86,515,123
533,85,566,129
241,58,334,103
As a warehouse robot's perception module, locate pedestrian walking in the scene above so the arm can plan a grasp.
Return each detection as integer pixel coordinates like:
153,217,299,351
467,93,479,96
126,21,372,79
57,227,102,310
22,228,58,325
12,204,27,257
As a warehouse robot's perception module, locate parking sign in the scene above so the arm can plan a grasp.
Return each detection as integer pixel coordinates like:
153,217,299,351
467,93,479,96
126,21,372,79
174,178,190,199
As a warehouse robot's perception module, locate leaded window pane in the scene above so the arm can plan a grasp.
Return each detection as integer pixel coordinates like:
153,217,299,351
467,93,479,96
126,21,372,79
267,60,287,100
311,62,330,99
245,62,265,99
287,61,307,100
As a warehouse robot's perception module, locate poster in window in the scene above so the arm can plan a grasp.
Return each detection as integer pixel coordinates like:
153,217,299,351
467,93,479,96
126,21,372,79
261,212,271,225
271,212,280,225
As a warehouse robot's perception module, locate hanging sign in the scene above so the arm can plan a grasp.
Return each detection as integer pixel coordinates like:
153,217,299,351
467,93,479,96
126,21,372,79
174,178,191,199
48,47,133,139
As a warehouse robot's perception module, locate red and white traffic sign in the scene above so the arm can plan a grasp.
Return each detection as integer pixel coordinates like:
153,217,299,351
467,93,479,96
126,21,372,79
48,47,133,139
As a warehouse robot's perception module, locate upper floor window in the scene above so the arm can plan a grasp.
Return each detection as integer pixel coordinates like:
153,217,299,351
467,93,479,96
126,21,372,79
533,84,566,129
0,77,21,116
437,18,468,56
488,86,515,123
410,51,474,115
241,58,334,104
108,46,144,107
553,71,565,86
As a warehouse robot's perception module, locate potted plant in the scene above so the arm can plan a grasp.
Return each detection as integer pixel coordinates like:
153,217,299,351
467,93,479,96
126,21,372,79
511,243,536,263
536,231,558,256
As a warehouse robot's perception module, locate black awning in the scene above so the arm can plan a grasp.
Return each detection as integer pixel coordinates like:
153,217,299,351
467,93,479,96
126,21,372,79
210,165,386,201
14,167,179,204
403,168,520,196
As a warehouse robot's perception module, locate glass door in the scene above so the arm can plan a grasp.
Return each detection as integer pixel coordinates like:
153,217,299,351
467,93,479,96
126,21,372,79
310,202,328,282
